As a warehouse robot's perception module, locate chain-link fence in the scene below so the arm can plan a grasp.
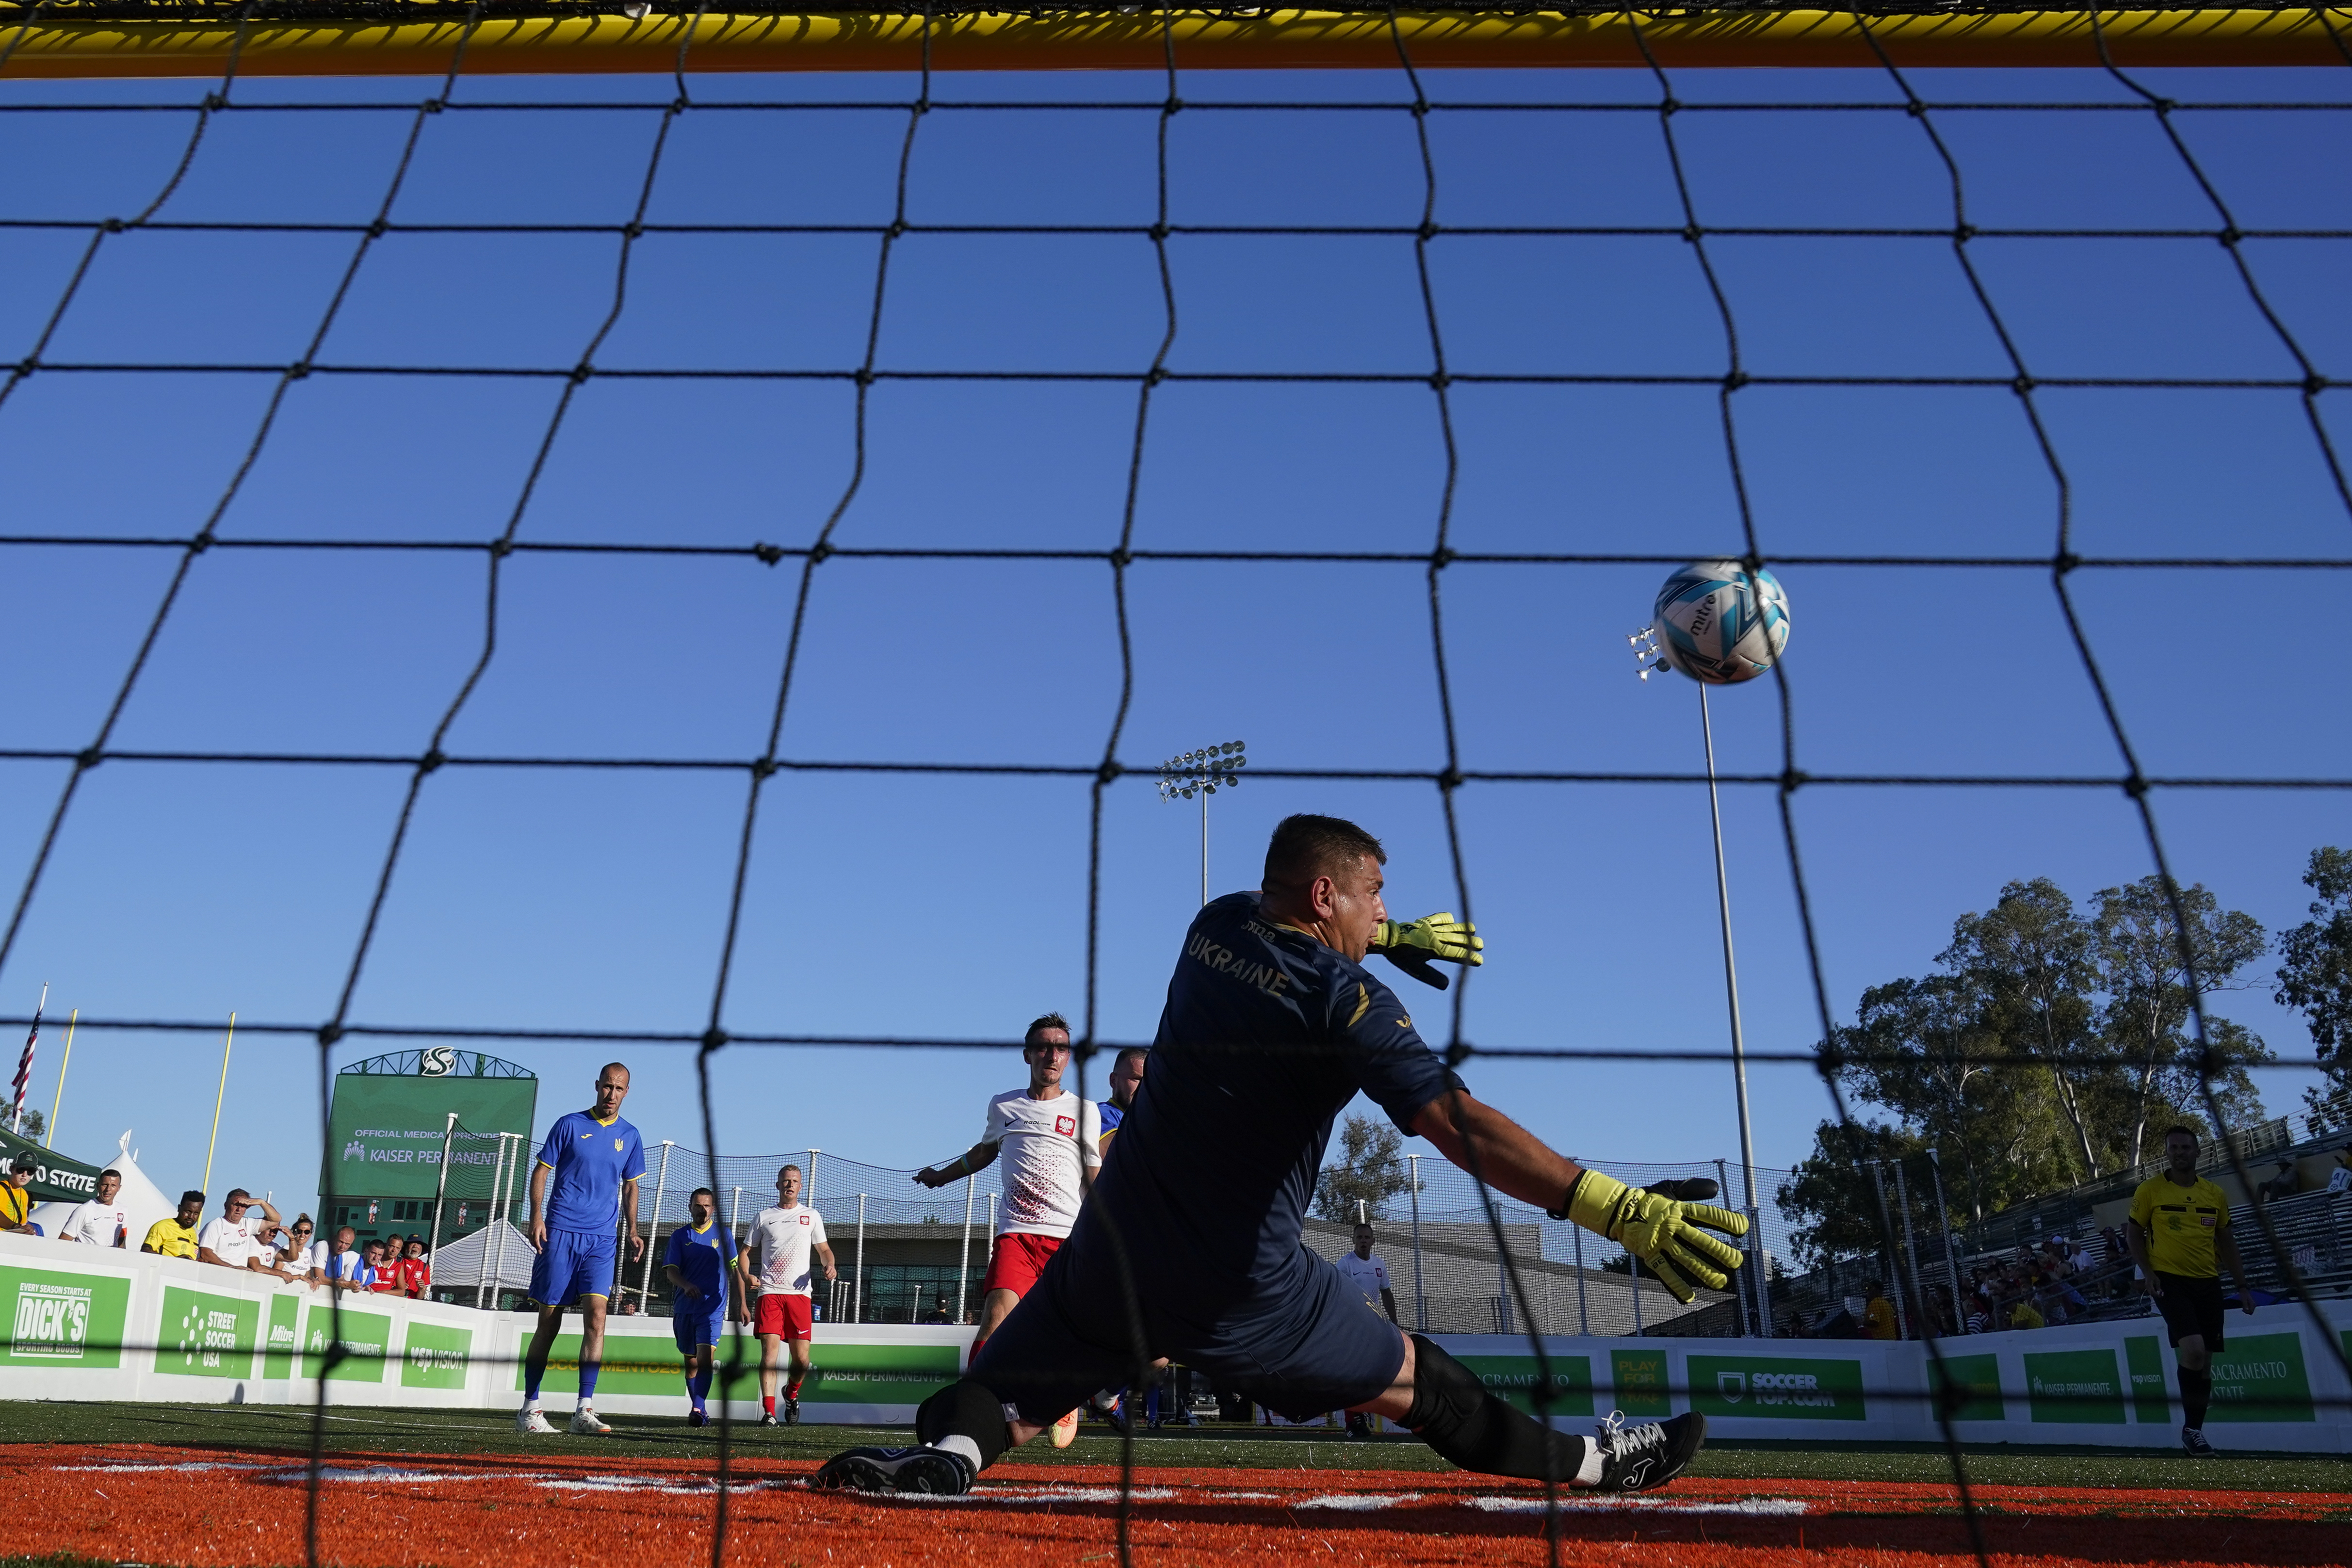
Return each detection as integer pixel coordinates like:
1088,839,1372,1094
594,1140,1812,1337
1306,1153,1800,1339
614,1147,1006,1326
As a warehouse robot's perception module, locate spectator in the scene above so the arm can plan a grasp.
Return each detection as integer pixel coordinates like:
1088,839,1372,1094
1862,1280,1898,1340
1963,1287,1993,1335
2253,1162,2302,1204
0,1156,35,1233
281,1215,325,1288
2008,1296,2046,1331
323,1227,371,1291
367,1240,404,1294
248,1213,302,1285
2327,1148,2352,1196
400,1236,431,1299
921,1296,951,1326
615,1292,639,1316
143,1191,206,1258
58,1169,131,1248
197,1190,282,1275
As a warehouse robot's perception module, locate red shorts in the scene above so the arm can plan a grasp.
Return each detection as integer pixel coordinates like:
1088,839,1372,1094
980,1231,1062,1299
754,1293,814,1342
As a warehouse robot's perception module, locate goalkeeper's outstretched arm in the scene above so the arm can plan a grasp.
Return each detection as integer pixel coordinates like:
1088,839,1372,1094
1410,1089,1749,1304
1409,1089,1580,1211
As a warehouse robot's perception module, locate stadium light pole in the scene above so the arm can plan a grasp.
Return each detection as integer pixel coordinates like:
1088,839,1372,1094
639,1140,674,1310
1157,741,1247,906
427,1112,457,1272
1632,627,1768,1338
1924,1148,1965,1333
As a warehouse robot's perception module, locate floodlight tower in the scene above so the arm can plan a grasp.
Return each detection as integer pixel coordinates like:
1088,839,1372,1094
1156,741,1247,907
1630,626,1768,1338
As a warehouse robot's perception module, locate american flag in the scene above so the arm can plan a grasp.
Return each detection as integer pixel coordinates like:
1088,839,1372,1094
9,983,43,1135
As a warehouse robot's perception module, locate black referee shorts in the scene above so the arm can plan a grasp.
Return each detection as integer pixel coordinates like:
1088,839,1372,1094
2153,1271,2227,1352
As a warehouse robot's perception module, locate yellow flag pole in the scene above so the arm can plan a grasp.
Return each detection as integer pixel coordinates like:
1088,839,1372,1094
43,1009,76,1150
201,1012,235,1196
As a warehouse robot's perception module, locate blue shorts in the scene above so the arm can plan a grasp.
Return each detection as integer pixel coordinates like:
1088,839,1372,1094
971,1224,1404,1425
672,1300,728,1353
529,1227,616,1308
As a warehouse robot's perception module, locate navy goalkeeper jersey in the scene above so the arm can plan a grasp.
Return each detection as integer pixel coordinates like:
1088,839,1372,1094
1084,892,1462,1312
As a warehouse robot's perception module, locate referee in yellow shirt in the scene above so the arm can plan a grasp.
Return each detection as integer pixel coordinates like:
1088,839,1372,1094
2125,1126,2255,1457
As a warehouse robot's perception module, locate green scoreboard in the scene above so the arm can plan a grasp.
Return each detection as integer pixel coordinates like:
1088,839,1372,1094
320,1049,537,1222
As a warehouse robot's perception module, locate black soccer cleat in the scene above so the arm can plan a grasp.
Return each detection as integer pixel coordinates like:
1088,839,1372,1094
687,1408,709,1428
785,1397,800,1425
1592,1410,1706,1492
756,1411,779,1427
2182,1425,2216,1457
813,1445,976,1497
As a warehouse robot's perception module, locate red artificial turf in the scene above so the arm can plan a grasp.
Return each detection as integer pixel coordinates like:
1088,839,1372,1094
9,1444,2343,1567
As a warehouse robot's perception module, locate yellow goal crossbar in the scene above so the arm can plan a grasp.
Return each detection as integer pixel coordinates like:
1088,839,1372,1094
0,8,2347,78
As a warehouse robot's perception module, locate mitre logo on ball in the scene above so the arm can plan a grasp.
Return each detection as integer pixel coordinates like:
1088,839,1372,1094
1653,560,1791,685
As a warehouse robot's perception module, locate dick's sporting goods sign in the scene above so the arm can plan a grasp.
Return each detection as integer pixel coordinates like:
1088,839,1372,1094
1,1263,130,1369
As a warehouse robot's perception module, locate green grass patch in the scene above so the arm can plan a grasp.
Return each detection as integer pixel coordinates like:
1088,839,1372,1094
4,1402,2348,1493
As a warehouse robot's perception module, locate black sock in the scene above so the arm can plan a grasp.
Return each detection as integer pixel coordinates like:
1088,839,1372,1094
914,1378,1014,1471
2178,1366,2209,1429
1403,1334,1590,1483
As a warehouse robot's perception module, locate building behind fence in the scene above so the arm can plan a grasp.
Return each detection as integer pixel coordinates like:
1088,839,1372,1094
398,1119,2352,1336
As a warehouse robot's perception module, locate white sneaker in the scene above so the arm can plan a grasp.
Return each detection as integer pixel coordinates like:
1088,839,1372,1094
515,1405,557,1435
568,1405,613,1435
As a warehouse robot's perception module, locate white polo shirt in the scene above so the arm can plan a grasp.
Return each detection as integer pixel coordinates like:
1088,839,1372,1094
746,1204,828,1296
58,1200,130,1248
196,1215,254,1267
1334,1250,1391,1311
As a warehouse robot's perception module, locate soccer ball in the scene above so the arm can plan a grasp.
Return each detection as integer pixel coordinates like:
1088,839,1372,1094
1653,561,1790,685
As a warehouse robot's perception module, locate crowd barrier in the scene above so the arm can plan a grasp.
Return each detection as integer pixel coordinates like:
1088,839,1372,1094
6,1235,2348,1448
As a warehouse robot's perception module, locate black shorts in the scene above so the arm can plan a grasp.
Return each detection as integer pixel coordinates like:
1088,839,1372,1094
2153,1272,2226,1352
969,1231,1406,1426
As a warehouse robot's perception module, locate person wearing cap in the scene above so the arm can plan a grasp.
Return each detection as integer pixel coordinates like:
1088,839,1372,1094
0,1157,36,1234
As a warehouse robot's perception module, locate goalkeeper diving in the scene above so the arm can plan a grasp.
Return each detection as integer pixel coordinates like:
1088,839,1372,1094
818,813,1747,1497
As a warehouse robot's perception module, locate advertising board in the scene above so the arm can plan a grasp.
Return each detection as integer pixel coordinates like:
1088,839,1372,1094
1,1261,130,1370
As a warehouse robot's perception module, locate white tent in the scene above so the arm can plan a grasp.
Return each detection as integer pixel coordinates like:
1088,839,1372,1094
26,1130,175,1249
427,1219,536,1298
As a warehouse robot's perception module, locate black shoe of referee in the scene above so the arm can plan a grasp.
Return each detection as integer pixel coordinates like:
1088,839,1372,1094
2182,1425,2216,1457
813,1445,976,1496
1593,1410,1706,1492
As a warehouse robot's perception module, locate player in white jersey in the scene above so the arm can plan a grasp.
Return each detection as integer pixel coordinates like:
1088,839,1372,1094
57,1169,131,1249
917,1012,1101,1445
737,1164,835,1425
1335,1222,1397,1439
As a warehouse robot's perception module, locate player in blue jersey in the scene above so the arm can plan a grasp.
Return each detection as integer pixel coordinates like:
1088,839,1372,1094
820,814,1748,1497
1096,1047,1145,1158
518,1062,647,1435
662,1186,732,1426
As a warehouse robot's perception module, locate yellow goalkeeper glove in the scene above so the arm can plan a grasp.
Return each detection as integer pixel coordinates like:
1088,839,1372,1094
1370,913,1484,991
1557,1170,1749,1304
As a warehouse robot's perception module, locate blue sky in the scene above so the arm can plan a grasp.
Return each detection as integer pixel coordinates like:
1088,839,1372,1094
1,57,2344,1222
